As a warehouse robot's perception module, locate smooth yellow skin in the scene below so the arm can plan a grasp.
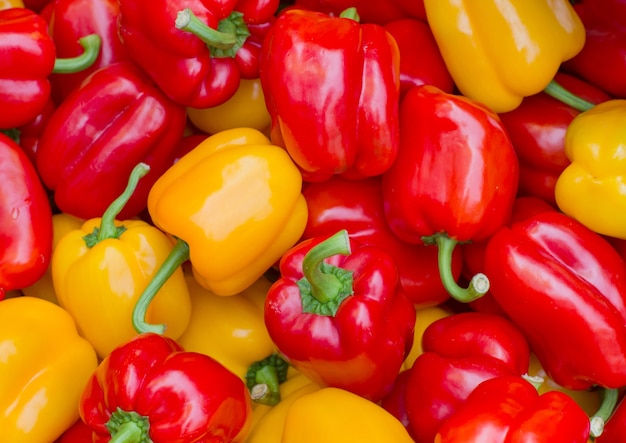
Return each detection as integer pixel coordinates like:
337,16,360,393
148,128,308,296
280,387,415,443
555,100,626,239
402,305,453,370
0,296,98,442
51,218,192,358
22,213,84,305
177,271,276,380
187,79,272,135
424,0,585,113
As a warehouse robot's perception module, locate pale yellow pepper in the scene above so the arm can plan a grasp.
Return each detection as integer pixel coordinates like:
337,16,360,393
0,296,98,442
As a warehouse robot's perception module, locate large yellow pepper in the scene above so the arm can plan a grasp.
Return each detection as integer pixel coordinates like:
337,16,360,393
0,296,98,442
147,127,308,297
52,164,191,358
555,100,626,239
424,0,585,113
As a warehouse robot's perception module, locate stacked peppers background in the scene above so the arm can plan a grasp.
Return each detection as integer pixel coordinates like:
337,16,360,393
2,0,626,442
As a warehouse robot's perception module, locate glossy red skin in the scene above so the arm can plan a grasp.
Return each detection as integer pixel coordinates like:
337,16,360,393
80,333,252,443
302,175,463,307
379,370,412,433
383,18,454,97
0,8,56,129
498,72,611,206
35,62,187,220
485,211,626,390
117,0,279,108
46,0,131,103
293,0,426,24
563,0,626,98
54,420,93,443
260,8,400,181
0,133,52,299
16,96,56,164
436,376,590,442
264,233,416,402
597,394,626,443
382,85,519,245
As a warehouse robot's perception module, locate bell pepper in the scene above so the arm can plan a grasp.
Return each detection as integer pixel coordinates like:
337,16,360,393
484,210,626,389
12,96,55,164
435,376,591,442
404,311,531,442
294,0,426,24
554,99,626,239
54,420,92,443
117,0,278,108
51,163,192,358
264,230,416,402
0,296,98,443
0,7,101,129
35,61,187,220
260,7,400,181
0,0,24,9
0,132,53,299
382,84,519,303
302,175,463,307
424,0,585,113
597,394,626,443
79,332,253,443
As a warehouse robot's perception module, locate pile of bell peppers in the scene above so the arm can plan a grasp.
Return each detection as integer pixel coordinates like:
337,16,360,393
3,0,626,442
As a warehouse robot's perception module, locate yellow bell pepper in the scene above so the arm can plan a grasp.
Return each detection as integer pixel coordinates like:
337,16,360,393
147,127,308,297
52,164,191,358
402,304,452,370
187,79,271,135
424,0,585,113
555,99,626,239
0,296,98,442
0,0,24,9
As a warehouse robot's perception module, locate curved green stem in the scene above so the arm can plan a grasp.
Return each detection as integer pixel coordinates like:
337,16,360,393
52,34,102,74
589,388,619,439
423,233,490,303
543,80,595,112
247,353,290,406
132,238,190,334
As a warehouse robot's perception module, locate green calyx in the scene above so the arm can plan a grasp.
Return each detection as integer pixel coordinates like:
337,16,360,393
175,8,250,58
106,407,152,443
296,230,354,317
246,353,290,406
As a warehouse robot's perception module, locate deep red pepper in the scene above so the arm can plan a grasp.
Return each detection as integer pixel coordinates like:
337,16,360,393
0,132,53,299
13,96,56,164
484,211,626,390
260,7,400,181
264,230,416,402
382,84,519,303
404,311,530,443
293,0,426,24
54,420,93,443
79,333,252,443
435,376,591,442
302,175,463,307
498,72,611,206
35,62,187,220
563,0,626,98
117,0,278,108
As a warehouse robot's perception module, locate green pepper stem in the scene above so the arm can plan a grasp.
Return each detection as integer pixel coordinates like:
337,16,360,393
132,238,190,335
52,34,102,74
247,353,290,406
543,80,595,112
107,421,144,443
589,388,619,438
339,7,360,21
106,408,150,443
425,233,490,303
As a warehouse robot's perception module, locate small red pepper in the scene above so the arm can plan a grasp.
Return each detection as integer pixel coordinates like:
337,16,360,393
260,7,400,181
264,230,416,402
294,0,427,24
484,211,626,390
0,132,53,299
79,333,252,443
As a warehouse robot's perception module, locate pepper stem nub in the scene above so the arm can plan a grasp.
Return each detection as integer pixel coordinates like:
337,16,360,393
53,33,102,74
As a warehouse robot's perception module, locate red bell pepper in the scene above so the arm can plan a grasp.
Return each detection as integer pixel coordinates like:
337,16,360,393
260,7,400,181
35,62,187,220
484,211,626,390
13,96,56,164
302,175,463,307
0,132,53,299
382,84,519,303
79,332,252,443
499,72,611,206
597,394,626,443
117,0,278,108
563,0,626,98
54,420,93,443
0,7,101,129
264,230,416,402
435,376,591,443
294,0,427,24
403,311,530,443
